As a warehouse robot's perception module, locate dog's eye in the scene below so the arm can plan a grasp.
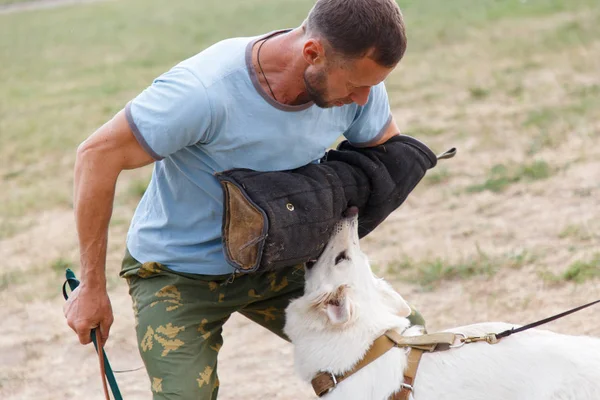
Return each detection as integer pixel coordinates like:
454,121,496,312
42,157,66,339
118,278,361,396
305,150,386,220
305,260,317,270
335,251,350,265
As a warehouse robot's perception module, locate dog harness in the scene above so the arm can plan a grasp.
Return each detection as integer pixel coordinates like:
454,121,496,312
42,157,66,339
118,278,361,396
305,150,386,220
311,330,458,399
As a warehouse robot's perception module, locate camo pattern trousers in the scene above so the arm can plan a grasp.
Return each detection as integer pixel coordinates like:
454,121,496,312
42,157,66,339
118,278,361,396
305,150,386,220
120,250,426,400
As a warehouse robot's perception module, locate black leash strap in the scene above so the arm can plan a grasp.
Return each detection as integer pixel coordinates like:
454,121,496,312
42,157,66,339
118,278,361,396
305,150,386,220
495,299,600,340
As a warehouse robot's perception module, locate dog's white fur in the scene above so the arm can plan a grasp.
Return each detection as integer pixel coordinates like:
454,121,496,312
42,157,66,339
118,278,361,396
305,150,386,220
284,213,600,400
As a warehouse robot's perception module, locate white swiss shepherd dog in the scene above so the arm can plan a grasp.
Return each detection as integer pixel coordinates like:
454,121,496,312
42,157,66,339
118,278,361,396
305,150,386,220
284,207,600,400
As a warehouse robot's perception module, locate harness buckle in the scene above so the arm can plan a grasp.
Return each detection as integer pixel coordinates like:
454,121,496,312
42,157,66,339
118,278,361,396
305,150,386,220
329,372,338,387
400,382,414,391
449,333,466,348
459,333,500,345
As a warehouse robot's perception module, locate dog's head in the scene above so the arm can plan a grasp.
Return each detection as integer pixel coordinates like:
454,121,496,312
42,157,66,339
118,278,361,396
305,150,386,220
285,207,412,334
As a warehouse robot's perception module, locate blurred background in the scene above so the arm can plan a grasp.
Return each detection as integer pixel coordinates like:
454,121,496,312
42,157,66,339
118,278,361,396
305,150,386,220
1,0,599,398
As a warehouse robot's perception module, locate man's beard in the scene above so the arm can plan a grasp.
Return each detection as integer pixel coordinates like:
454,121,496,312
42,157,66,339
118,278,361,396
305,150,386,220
303,68,331,108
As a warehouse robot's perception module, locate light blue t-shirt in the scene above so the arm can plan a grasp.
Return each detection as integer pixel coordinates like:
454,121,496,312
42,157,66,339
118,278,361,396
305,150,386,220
125,30,393,275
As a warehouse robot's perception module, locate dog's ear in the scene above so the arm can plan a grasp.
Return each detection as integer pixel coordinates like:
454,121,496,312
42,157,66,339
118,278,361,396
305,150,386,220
324,285,354,325
375,278,411,317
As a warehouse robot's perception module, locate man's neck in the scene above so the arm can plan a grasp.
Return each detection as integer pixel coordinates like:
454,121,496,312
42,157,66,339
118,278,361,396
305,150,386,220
252,28,311,106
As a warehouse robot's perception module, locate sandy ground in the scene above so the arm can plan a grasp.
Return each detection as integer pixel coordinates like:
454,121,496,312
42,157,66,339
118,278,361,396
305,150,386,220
1,146,598,399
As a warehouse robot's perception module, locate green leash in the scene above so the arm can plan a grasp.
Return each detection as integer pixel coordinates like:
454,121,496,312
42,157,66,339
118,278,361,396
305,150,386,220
63,268,123,400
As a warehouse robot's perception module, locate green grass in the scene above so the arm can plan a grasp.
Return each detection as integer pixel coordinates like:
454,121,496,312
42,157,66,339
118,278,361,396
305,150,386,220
387,248,536,290
0,270,26,291
424,167,451,185
507,249,537,269
559,224,593,241
1,0,599,239
50,257,75,275
541,18,600,50
561,255,600,283
468,86,491,100
399,0,599,53
0,0,31,5
524,85,600,130
541,254,600,284
467,160,553,193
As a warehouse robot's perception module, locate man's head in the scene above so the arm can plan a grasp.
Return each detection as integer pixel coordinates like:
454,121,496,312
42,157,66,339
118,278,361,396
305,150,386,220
301,0,407,108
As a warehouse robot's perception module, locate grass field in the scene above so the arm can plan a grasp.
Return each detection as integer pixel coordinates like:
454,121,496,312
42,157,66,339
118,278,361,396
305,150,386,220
1,0,598,237
0,0,30,5
1,0,599,398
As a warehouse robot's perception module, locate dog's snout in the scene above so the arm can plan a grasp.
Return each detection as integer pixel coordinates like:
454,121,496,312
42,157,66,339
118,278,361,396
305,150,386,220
343,206,359,219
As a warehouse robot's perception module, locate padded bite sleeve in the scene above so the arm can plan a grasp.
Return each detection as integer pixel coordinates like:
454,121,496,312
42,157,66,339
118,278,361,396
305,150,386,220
216,135,443,272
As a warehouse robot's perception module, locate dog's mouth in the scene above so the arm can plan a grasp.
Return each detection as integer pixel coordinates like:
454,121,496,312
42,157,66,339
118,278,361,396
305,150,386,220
305,207,359,272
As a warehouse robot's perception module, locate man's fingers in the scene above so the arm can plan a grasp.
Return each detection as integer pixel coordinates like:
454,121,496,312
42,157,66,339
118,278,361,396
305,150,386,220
99,317,113,346
63,285,113,346
77,326,93,345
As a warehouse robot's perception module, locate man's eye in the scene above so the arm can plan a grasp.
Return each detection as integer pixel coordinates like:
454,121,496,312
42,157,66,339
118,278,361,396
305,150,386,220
335,251,350,265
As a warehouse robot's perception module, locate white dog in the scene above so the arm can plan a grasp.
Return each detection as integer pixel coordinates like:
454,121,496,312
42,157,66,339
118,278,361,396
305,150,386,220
284,207,600,400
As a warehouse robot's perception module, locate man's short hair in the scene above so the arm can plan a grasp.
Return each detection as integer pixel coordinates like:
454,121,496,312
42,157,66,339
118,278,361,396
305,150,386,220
306,0,407,68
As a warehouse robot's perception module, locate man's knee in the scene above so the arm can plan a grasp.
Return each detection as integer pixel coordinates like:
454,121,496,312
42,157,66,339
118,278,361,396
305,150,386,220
127,272,228,399
141,332,222,400
147,363,220,400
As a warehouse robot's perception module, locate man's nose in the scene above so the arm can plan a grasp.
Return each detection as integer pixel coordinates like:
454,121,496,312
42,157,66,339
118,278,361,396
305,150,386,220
350,87,371,106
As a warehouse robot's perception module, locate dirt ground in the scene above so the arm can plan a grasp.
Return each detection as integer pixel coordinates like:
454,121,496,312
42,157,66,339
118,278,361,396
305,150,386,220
1,180,599,399
1,145,598,399
1,3,599,400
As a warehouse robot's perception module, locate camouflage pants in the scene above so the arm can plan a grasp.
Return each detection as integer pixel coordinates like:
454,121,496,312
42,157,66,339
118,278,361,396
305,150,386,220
120,251,425,400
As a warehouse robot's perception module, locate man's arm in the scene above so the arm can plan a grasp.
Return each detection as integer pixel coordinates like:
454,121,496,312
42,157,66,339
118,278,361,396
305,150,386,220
343,82,399,147
64,109,154,345
366,116,400,147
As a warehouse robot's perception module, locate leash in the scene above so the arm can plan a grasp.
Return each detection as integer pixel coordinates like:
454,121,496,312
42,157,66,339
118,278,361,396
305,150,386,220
495,298,600,339
63,268,123,400
459,298,600,345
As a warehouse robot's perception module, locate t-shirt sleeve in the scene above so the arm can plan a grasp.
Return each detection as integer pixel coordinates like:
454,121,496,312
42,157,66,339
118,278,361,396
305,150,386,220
342,81,393,147
125,67,213,160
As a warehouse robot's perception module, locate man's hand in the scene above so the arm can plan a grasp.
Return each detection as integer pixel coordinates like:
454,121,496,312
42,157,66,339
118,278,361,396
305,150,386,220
63,284,113,346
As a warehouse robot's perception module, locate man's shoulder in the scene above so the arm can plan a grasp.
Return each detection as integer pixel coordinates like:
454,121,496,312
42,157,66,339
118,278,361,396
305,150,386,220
176,36,255,89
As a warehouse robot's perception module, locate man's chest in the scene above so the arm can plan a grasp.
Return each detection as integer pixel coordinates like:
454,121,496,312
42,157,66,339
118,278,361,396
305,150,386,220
204,107,356,171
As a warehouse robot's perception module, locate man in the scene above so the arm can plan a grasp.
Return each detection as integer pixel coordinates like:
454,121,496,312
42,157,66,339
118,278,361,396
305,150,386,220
65,0,413,398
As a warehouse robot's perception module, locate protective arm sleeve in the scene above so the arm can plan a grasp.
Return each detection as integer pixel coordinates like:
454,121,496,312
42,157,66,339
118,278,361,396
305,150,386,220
215,135,454,273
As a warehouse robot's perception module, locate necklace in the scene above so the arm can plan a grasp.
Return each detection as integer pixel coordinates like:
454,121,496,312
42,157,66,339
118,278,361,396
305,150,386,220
257,37,278,102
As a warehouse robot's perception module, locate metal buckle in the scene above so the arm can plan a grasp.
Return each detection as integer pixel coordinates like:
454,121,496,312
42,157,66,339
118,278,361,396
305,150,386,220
462,333,499,345
329,372,338,387
320,373,337,396
449,332,500,348
400,382,414,391
449,333,466,348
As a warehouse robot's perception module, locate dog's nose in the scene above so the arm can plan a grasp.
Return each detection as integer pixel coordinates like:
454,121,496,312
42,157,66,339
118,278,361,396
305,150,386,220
343,206,359,218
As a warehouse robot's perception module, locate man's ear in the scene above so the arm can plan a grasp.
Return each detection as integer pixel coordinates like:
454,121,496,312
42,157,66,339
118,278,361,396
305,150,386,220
323,285,354,325
302,38,325,66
